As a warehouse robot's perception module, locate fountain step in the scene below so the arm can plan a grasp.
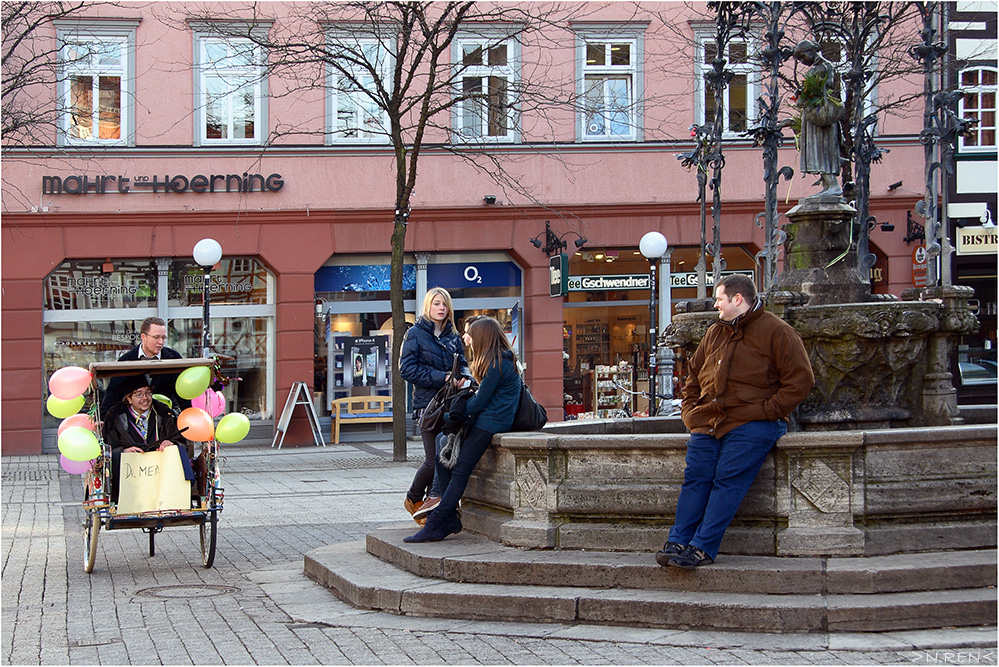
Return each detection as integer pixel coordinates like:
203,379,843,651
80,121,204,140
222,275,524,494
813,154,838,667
304,527,997,633
364,527,996,595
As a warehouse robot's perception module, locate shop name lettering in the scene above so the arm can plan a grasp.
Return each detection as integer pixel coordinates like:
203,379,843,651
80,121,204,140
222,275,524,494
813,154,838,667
41,173,284,195
961,231,998,245
184,275,252,293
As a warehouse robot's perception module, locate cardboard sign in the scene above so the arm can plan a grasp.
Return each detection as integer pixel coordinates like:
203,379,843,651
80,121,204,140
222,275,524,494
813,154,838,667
116,448,191,514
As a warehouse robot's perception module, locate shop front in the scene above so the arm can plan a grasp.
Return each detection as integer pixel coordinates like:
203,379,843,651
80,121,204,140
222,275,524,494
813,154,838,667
314,252,524,422
560,245,757,418
41,255,276,451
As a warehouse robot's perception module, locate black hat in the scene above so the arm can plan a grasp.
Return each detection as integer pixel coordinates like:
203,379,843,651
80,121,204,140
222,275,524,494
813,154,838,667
119,374,153,399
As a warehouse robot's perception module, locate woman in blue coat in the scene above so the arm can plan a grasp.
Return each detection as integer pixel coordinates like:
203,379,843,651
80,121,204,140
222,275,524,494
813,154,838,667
405,316,521,543
398,287,470,520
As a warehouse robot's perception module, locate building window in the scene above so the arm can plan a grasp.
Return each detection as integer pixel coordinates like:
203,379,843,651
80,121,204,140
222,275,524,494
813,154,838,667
454,38,516,141
960,67,997,150
195,35,265,144
42,257,276,428
57,24,136,145
695,33,758,135
328,38,391,143
579,39,639,140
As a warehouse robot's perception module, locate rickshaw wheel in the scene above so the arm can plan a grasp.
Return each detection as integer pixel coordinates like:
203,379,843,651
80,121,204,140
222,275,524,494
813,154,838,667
83,508,99,573
200,488,217,568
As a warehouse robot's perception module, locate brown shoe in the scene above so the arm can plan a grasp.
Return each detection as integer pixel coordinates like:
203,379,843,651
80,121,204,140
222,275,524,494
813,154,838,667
413,496,440,521
404,497,421,516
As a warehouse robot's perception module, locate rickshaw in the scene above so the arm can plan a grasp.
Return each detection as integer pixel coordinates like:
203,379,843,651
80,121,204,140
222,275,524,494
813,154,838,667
81,358,224,573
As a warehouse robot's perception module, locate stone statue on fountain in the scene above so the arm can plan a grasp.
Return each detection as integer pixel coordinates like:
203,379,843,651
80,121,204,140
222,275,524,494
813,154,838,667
793,40,845,200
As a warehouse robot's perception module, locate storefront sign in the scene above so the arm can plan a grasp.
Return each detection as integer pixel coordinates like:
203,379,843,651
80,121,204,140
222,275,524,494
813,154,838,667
41,173,284,195
957,226,998,256
912,245,927,288
869,245,889,287
428,261,521,289
668,270,754,288
550,254,568,297
568,274,650,292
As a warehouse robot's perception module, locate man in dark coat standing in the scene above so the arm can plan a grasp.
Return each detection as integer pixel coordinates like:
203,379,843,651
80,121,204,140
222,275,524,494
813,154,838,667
100,317,189,413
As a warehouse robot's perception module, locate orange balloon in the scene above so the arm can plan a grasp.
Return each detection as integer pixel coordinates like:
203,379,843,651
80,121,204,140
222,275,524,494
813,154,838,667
177,407,215,442
58,413,95,436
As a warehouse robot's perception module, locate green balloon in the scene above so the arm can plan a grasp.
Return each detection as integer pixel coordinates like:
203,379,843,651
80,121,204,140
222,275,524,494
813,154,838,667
175,366,211,400
152,393,173,408
215,412,250,444
46,394,85,419
58,426,100,461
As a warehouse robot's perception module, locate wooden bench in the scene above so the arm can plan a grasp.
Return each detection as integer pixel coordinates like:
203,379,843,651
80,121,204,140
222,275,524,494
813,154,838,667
331,396,392,444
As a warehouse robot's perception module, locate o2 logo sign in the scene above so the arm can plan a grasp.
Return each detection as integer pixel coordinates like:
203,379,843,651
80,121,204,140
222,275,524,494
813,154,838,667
464,266,482,284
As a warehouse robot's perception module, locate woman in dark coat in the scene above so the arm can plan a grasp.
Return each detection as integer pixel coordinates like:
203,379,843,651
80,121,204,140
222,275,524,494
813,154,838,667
398,287,470,520
405,317,522,543
102,375,192,503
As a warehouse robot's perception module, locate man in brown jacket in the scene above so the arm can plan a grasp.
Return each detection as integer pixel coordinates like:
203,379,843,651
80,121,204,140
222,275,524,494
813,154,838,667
658,274,814,568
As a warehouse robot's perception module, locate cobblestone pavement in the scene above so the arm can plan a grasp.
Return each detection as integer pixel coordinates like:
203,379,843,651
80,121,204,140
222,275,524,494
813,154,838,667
3,440,996,666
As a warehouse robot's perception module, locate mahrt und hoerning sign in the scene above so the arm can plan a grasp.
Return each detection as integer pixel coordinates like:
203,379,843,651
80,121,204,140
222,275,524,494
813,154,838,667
41,173,284,195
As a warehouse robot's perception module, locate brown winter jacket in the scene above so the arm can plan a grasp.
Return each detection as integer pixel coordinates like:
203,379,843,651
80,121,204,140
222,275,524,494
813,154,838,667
681,300,814,438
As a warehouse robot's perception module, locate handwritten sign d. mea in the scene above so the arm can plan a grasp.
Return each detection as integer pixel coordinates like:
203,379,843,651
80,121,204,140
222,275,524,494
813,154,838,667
116,449,191,514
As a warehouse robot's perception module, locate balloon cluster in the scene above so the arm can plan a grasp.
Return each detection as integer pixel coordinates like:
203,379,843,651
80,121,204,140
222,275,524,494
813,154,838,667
48,362,251,476
46,367,98,474
173,366,250,444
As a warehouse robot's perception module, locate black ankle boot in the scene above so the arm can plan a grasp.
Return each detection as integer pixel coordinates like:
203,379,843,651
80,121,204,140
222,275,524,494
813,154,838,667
403,511,447,543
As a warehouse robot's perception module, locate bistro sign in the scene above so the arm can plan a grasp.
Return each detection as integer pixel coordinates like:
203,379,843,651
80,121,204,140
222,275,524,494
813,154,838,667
41,172,285,195
957,226,998,256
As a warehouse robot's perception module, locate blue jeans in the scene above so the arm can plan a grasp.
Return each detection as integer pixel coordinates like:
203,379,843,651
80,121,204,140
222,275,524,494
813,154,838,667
432,426,494,521
668,420,787,559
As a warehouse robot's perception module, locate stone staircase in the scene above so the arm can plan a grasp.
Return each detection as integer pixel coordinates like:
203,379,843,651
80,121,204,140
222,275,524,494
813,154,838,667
304,525,997,633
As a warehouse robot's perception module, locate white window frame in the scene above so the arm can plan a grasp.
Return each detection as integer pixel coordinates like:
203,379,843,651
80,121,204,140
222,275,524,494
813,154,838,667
575,27,644,142
326,35,392,144
192,28,267,146
693,29,759,138
452,36,519,143
55,21,138,147
958,66,997,153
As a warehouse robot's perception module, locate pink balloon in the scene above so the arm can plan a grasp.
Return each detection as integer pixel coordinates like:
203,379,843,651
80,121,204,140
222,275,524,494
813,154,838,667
48,366,93,400
60,454,93,475
58,413,95,436
191,389,226,419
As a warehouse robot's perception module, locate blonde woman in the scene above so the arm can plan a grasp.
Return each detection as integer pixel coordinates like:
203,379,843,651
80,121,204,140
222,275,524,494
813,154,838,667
398,287,470,520
405,317,521,543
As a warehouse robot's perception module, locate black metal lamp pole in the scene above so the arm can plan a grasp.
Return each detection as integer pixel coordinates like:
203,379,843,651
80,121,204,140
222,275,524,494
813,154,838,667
193,239,222,358
640,232,668,416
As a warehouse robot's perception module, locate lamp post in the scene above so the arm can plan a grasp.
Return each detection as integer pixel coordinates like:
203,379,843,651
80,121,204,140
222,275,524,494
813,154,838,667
193,238,222,358
640,232,668,415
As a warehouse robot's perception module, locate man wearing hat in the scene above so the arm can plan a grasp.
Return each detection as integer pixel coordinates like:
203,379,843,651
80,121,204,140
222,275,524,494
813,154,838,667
101,317,189,413
102,375,196,503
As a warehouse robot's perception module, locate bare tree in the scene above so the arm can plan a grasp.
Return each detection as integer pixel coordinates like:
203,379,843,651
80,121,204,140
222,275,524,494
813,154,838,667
178,1,637,458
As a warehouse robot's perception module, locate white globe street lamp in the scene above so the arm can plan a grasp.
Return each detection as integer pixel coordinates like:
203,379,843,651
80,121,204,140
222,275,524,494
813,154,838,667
193,238,222,357
640,232,671,415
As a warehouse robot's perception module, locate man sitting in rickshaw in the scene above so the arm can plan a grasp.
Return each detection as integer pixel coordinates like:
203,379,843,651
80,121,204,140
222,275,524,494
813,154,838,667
102,375,204,504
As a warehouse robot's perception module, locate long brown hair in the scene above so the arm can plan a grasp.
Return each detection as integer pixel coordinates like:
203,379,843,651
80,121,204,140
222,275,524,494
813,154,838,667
467,317,518,382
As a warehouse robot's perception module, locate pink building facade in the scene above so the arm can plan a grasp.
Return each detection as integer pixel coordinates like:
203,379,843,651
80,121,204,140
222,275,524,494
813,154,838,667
2,2,977,454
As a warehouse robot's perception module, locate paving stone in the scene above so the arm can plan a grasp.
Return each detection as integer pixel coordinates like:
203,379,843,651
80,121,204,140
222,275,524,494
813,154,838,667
2,441,995,666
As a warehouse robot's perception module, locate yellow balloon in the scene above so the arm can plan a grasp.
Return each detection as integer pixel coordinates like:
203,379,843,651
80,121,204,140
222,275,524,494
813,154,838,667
175,366,211,400
215,413,250,444
46,394,85,419
58,426,100,461
152,393,173,409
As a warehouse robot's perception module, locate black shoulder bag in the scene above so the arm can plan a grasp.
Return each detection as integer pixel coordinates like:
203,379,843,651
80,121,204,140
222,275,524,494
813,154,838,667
419,353,460,433
511,378,548,432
